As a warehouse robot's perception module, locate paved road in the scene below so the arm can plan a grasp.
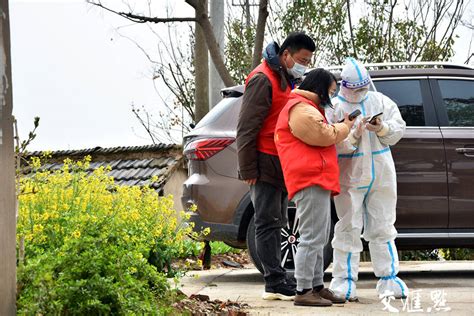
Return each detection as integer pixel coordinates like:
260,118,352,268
179,261,474,315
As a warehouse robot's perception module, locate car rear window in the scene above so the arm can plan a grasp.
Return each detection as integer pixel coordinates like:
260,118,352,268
194,96,240,129
373,79,425,126
438,79,474,127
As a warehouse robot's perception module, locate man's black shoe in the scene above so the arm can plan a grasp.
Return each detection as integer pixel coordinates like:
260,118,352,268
285,276,297,289
262,282,295,301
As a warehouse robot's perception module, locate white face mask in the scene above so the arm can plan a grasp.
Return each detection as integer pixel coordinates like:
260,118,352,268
341,86,369,103
286,55,307,78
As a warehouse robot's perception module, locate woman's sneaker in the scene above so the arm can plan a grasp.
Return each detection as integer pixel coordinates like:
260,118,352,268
262,282,295,301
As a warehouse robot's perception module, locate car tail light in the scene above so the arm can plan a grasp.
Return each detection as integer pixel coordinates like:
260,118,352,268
184,138,235,161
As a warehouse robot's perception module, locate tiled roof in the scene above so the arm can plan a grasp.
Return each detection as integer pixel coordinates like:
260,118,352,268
23,144,183,192
27,143,177,158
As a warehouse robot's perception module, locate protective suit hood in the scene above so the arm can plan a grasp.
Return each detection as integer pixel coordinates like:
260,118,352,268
340,58,371,103
341,57,371,89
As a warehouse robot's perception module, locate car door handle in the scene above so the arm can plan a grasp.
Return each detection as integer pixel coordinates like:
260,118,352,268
456,148,474,153
456,148,474,157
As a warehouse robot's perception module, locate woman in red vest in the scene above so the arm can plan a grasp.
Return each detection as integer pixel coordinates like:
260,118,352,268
275,69,355,307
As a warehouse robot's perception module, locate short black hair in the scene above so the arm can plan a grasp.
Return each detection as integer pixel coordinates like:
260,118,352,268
298,68,337,105
278,32,316,56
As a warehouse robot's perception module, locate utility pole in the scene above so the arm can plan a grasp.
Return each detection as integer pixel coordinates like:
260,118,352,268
0,0,16,314
209,0,225,110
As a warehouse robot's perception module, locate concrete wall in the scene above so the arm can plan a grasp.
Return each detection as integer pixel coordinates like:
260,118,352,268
163,167,188,214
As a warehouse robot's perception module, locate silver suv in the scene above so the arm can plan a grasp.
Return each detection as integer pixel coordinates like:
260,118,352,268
181,62,474,273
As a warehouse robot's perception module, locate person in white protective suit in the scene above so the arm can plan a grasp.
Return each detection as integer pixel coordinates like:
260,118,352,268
325,57,409,300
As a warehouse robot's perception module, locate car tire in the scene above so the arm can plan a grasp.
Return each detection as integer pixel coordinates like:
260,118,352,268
246,205,335,274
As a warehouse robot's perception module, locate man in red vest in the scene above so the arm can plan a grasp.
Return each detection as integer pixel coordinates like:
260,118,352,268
236,32,315,301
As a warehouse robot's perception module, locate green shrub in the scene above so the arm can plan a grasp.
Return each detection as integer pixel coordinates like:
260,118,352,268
400,249,440,261
439,248,474,260
17,156,191,314
179,240,242,258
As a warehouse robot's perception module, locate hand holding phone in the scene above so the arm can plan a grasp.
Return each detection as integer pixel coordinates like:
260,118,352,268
338,109,361,123
368,112,383,125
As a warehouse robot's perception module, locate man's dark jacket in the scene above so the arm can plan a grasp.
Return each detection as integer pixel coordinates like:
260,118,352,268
236,42,297,190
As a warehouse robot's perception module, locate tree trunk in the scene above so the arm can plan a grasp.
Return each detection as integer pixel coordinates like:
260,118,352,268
194,0,209,123
187,0,235,87
346,0,358,58
0,0,16,314
252,0,268,69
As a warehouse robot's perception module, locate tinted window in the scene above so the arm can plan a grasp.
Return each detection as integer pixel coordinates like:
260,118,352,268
373,80,425,126
438,79,474,127
194,96,238,128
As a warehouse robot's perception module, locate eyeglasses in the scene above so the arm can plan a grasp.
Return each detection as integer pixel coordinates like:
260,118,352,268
290,54,311,66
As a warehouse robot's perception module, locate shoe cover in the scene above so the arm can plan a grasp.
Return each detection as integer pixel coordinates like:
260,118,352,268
330,249,360,300
330,277,357,300
376,276,409,299
369,240,400,278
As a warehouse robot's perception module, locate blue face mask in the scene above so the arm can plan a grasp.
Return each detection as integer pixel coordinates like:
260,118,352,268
287,55,307,78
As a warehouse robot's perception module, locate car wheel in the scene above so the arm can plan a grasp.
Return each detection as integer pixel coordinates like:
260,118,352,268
246,205,335,274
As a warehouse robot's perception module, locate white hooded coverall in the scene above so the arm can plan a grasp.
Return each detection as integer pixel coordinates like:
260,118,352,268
326,58,409,300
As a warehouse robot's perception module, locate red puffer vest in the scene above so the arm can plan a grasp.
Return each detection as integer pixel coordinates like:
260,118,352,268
246,60,291,156
275,93,341,200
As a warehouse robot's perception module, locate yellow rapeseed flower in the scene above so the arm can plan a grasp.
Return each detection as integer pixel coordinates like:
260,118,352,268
33,224,44,233
130,210,140,221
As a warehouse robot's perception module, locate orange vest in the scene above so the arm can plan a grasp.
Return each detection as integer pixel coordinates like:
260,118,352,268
275,93,341,200
246,60,291,156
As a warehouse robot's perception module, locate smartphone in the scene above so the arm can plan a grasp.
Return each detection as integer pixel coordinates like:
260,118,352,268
368,112,383,125
338,109,361,122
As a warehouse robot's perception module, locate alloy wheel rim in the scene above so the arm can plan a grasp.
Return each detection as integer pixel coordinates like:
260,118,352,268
280,207,299,268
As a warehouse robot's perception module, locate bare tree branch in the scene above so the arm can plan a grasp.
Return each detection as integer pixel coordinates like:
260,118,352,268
439,1,465,53
465,52,474,64
414,0,461,60
87,1,196,23
114,29,159,64
88,0,235,87
132,104,158,144
113,21,194,137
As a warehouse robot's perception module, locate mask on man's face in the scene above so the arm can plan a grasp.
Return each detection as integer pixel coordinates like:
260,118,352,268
286,55,307,78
